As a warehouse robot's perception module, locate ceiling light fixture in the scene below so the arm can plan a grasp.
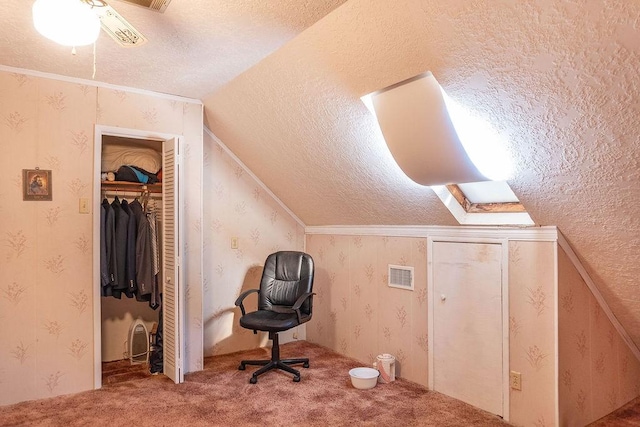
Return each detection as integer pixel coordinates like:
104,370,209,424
32,0,106,47
363,72,512,186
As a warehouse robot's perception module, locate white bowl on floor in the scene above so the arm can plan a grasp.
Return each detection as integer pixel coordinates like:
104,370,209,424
349,367,379,389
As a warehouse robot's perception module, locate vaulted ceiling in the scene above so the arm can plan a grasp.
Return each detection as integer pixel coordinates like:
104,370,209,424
1,1,639,352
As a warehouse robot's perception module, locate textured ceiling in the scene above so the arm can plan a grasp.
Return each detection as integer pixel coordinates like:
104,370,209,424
0,0,348,98
203,0,640,350
2,0,640,353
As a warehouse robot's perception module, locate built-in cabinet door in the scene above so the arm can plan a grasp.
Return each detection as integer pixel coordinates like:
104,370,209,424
431,241,504,416
162,137,184,384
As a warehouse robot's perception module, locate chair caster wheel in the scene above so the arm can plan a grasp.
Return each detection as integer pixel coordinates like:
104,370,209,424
238,364,245,371
303,362,309,368
293,376,300,382
250,376,257,384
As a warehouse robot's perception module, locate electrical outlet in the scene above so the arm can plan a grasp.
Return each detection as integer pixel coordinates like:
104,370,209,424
231,237,238,249
510,371,522,391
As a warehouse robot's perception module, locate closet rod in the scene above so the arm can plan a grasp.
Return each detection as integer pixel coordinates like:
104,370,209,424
101,181,162,193
101,190,162,199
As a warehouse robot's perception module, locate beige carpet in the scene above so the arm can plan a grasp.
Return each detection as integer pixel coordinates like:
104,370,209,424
2,341,639,426
3,341,640,426
101,358,151,385
589,396,640,426
0,341,512,426
94,357,640,427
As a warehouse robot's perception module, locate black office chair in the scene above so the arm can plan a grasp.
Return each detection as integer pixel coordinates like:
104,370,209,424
234,251,315,383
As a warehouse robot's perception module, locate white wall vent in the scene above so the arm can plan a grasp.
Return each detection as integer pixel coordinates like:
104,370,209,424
120,0,172,13
388,265,414,291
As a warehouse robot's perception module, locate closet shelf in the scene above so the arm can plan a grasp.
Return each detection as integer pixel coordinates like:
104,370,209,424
101,181,162,194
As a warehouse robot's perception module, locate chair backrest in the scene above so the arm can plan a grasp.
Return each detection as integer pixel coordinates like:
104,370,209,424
258,251,314,315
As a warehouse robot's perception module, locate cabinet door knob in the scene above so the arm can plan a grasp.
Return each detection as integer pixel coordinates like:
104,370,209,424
440,294,446,301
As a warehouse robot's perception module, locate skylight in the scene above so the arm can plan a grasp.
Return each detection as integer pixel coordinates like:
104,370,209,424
432,181,534,226
457,181,519,204
362,72,533,226
440,90,513,182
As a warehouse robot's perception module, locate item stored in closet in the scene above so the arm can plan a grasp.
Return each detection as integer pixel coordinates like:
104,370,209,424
100,189,162,309
102,143,162,175
128,319,150,364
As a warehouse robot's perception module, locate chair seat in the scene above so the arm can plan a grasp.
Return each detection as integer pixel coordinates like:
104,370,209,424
240,310,310,332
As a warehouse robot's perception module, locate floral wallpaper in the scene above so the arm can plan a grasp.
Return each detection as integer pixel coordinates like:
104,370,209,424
306,234,640,427
305,233,561,413
202,131,304,357
99,84,204,374
0,69,203,406
98,85,205,373
509,241,556,427
558,245,640,426
305,235,429,387
3,67,638,425
304,235,573,426
182,101,204,372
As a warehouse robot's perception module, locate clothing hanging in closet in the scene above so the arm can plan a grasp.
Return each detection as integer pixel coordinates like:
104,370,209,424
100,195,161,309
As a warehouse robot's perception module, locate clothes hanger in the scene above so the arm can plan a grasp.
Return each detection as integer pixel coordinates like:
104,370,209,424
141,186,150,212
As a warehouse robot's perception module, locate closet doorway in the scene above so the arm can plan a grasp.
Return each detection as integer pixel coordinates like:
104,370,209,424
92,125,185,388
428,237,509,419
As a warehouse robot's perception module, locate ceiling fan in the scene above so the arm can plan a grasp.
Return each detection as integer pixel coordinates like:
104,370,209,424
32,0,172,48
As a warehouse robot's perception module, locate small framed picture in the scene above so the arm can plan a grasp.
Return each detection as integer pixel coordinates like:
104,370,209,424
23,169,52,201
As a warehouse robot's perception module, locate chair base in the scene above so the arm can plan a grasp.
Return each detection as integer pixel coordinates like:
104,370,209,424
238,332,309,383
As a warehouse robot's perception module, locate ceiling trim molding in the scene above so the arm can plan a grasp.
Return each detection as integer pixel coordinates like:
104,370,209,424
0,64,202,104
557,232,640,363
204,126,306,229
305,225,558,241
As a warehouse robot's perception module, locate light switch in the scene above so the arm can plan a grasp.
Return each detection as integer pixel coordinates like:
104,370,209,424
231,237,238,249
79,198,90,214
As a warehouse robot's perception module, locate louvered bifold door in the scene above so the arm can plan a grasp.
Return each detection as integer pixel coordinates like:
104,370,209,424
162,137,184,383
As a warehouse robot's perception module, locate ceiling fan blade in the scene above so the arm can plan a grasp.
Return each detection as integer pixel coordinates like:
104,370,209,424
94,4,148,47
